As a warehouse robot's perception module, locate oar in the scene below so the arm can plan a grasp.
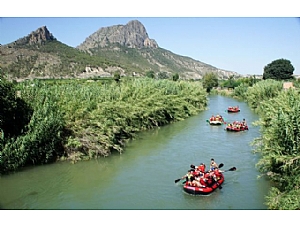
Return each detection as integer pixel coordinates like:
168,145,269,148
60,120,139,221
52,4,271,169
224,167,236,172
175,178,182,183
218,182,223,190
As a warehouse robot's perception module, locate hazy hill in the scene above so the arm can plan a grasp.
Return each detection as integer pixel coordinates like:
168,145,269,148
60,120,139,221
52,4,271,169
0,20,242,81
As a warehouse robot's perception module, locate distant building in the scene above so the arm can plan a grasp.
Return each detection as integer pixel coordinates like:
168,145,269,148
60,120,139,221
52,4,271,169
283,82,294,90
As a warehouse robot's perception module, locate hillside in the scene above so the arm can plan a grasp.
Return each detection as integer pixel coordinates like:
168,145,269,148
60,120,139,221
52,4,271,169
0,21,242,81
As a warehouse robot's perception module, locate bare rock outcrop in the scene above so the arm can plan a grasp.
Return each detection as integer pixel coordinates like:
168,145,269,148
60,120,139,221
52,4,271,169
5,26,56,47
77,20,158,50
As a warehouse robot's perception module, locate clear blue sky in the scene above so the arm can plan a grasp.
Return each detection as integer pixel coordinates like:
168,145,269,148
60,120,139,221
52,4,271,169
1,2,300,76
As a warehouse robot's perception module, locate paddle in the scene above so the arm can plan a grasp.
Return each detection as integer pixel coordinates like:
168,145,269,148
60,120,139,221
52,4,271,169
218,167,236,189
175,167,196,183
218,183,223,189
224,167,236,172
175,178,182,183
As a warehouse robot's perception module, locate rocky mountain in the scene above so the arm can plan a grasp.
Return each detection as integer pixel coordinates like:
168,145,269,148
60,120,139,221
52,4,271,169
77,20,158,50
0,20,242,81
11,26,56,46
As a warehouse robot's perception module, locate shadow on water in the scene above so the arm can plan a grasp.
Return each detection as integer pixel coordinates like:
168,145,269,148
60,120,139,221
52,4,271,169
27,191,39,196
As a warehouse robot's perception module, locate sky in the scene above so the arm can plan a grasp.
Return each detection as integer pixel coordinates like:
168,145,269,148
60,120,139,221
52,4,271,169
0,1,300,76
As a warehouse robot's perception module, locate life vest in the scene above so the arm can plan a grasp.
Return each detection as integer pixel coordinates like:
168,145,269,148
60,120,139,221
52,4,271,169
186,173,194,182
192,169,200,176
199,164,205,173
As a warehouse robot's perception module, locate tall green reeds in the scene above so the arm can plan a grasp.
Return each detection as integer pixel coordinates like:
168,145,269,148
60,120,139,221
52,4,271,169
252,88,300,209
2,77,207,172
245,79,283,112
53,77,207,158
0,83,65,174
226,79,300,209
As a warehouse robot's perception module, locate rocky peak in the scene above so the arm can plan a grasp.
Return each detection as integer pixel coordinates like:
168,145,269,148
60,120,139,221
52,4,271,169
6,26,56,47
77,20,158,50
28,26,55,44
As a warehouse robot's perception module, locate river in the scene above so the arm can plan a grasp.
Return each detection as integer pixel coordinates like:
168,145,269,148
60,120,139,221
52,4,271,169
0,95,270,210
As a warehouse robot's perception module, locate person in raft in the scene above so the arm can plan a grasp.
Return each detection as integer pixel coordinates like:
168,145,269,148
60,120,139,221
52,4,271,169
181,170,195,186
210,158,218,171
198,163,206,173
192,173,206,188
190,163,205,175
242,118,247,126
212,167,224,181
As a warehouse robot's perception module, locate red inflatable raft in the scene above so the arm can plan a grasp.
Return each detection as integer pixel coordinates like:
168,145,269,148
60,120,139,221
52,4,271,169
183,173,224,195
227,107,240,113
226,125,248,132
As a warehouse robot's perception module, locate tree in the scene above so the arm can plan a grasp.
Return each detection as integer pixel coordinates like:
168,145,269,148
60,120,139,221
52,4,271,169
157,72,169,80
145,70,155,79
113,71,121,82
263,59,295,80
228,74,235,87
0,71,32,138
202,72,218,92
172,73,179,81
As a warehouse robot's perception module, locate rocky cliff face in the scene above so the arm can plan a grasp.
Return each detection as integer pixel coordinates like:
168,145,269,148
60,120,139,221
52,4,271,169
5,26,56,47
77,20,158,50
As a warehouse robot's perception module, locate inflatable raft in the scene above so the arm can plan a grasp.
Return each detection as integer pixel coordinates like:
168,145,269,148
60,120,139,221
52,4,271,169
183,173,224,195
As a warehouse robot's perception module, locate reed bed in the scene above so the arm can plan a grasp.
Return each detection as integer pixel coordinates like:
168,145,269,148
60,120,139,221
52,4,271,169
1,77,207,174
251,88,300,209
222,79,300,209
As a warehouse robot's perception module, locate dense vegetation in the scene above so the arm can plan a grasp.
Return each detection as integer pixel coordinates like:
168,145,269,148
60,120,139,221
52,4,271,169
0,73,66,173
226,77,300,209
0,71,32,138
214,57,300,209
0,75,208,174
252,88,300,209
202,72,219,92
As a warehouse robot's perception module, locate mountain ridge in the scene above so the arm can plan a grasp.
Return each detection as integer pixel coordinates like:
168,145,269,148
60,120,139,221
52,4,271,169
0,20,243,81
